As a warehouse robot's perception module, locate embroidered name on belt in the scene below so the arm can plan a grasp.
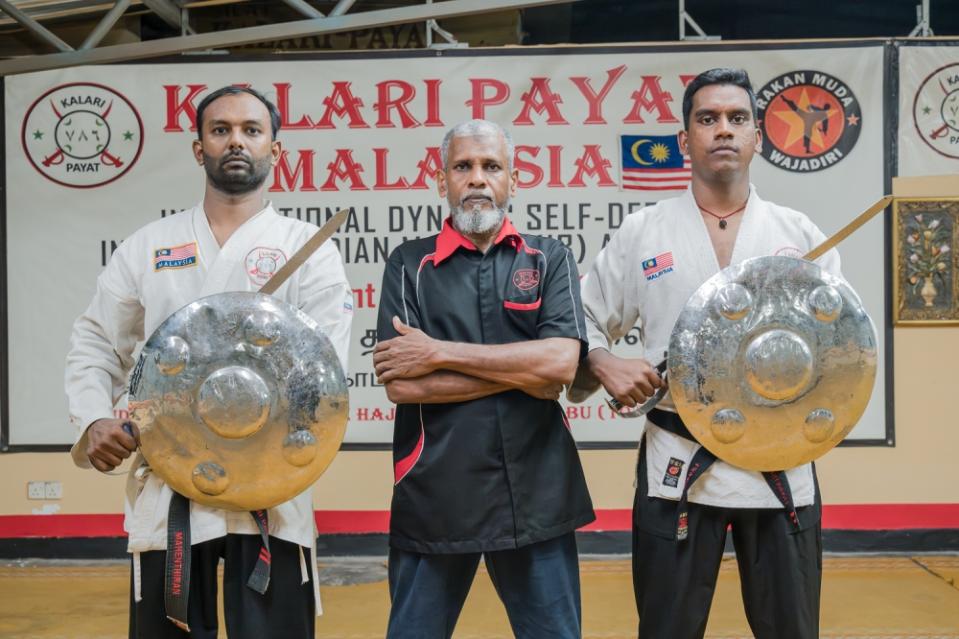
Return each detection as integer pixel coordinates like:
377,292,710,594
154,242,197,271
662,457,685,487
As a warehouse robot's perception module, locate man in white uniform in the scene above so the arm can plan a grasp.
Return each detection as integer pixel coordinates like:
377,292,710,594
579,68,840,639
65,86,352,639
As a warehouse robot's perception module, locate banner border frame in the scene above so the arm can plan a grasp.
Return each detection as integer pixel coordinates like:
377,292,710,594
1,73,9,454
0,38,901,452
881,39,899,449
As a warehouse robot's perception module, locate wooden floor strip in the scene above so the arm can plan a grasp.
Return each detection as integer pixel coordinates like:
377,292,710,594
1,556,957,638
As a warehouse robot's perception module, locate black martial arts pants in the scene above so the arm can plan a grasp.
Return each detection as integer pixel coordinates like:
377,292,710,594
129,534,315,639
632,445,822,639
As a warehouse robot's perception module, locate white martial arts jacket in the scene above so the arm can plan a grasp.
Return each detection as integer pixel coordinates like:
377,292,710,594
581,186,841,508
65,203,351,606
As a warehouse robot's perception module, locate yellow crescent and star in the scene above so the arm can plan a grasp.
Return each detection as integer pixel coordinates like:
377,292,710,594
630,139,672,165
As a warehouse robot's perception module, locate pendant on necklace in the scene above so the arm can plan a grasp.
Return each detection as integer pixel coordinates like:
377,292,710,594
719,219,727,230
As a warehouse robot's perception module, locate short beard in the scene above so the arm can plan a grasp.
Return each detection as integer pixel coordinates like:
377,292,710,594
450,199,509,236
203,152,272,195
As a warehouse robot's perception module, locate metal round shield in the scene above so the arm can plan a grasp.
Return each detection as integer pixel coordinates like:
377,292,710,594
668,256,877,471
128,292,349,511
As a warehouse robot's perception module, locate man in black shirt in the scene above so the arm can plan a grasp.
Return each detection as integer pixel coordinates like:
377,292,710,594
374,119,594,639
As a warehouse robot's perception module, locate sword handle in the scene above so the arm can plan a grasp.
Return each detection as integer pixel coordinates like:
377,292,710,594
605,357,668,419
102,422,139,476
122,421,140,448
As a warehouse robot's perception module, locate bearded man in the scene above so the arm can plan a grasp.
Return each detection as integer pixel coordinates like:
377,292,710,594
66,86,352,638
373,119,595,639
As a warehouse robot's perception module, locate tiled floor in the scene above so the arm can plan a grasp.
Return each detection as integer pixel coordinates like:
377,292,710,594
1,555,957,638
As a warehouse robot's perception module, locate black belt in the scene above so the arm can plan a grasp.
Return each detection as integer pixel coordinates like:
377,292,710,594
164,493,273,631
164,492,192,631
647,408,800,541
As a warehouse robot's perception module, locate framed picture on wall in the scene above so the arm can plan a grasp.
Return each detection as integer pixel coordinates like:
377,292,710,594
893,197,959,325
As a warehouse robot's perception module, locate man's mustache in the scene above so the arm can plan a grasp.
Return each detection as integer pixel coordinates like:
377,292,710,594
220,152,252,167
460,192,493,205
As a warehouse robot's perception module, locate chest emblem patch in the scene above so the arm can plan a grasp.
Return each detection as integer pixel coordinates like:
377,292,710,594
153,242,197,271
512,268,541,291
245,247,288,287
775,246,804,258
642,251,674,281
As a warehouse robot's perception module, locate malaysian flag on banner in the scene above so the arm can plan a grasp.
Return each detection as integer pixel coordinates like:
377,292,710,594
154,242,197,271
620,135,691,191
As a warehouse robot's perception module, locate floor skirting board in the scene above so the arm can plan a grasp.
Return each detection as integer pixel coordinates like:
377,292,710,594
1,529,957,559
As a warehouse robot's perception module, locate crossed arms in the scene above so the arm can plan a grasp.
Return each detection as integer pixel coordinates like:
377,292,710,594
373,316,580,404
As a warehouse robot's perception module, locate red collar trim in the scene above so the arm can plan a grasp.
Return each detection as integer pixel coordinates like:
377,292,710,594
433,216,522,265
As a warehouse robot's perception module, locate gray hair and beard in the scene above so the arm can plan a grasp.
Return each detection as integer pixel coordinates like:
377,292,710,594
450,192,510,236
203,150,273,195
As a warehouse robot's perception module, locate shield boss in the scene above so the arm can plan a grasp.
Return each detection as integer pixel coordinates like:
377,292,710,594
129,292,349,511
668,256,877,471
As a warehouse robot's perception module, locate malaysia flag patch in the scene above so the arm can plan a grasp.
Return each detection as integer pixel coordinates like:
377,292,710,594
642,252,674,281
154,242,197,271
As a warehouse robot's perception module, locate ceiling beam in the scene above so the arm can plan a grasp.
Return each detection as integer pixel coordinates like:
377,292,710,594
80,0,132,50
0,0,579,76
278,0,324,20
140,0,181,29
0,0,74,52
329,0,357,17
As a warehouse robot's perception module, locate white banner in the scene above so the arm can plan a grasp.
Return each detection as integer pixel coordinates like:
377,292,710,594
3,45,888,446
898,44,959,177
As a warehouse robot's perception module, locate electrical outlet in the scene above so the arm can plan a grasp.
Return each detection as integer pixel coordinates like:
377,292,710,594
44,481,62,500
27,481,46,500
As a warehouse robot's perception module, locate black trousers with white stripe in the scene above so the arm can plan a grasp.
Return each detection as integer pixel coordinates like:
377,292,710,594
129,534,315,639
631,443,822,639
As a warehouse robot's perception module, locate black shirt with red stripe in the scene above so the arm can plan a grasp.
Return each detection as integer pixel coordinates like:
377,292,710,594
377,216,595,554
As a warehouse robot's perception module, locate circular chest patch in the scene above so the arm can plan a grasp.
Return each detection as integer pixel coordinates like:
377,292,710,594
245,247,288,287
774,246,804,259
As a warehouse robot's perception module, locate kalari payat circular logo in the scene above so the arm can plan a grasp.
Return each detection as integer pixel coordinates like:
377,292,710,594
21,82,144,188
913,62,959,160
756,70,861,173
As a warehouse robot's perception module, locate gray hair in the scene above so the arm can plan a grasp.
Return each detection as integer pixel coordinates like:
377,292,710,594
440,119,514,171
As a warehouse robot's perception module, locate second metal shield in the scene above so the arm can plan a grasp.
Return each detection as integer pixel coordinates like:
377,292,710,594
668,256,877,471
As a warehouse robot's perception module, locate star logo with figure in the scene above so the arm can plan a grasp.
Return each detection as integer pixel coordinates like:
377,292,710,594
913,62,959,160
20,82,144,188
756,70,861,173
